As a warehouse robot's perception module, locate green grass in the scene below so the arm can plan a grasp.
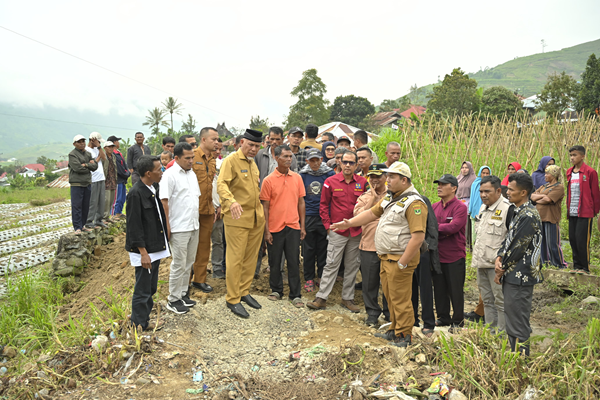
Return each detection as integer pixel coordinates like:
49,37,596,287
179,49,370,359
0,187,69,204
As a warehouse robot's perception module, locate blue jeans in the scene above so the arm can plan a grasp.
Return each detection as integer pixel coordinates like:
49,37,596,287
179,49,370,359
71,185,91,231
114,183,126,215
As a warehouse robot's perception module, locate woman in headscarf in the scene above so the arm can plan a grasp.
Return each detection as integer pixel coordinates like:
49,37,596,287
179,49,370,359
530,164,567,269
457,161,477,251
468,165,491,219
321,141,336,163
531,156,555,190
501,162,522,186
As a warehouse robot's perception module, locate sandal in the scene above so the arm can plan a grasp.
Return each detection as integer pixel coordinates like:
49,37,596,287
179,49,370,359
422,328,434,338
290,297,304,308
146,319,165,331
304,280,315,292
268,292,281,301
74,229,82,234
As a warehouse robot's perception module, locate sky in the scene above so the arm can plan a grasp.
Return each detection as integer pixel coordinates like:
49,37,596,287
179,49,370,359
0,0,598,133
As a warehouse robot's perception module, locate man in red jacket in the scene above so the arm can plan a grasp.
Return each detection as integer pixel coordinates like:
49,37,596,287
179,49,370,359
566,145,600,274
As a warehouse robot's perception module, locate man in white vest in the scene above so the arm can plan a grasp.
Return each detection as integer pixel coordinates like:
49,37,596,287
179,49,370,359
330,162,427,348
472,175,514,331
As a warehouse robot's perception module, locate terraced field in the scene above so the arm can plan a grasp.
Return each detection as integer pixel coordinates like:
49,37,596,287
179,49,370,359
0,201,72,295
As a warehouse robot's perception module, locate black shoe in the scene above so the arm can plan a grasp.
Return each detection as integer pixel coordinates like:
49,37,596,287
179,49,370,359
389,334,411,348
182,294,196,307
95,222,108,228
354,282,362,290
435,319,450,327
227,302,249,318
241,295,261,309
365,316,379,326
191,282,213,293
374,330,396,340
166,300,189,314
213,270,225,279
448,324,463,334
465,311,483,323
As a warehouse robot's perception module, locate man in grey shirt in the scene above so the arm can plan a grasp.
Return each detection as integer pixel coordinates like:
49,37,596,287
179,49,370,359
127,132,152,186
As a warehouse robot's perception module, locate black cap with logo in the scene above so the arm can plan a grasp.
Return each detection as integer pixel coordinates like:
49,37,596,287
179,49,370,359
433,174,459,187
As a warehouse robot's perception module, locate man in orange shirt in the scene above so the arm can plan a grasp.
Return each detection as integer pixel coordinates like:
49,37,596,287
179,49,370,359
260,145,306,307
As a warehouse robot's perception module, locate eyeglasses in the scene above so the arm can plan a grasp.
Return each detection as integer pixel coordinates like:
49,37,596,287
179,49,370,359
342,161,356,166
190,142,198,147
325,148,335,152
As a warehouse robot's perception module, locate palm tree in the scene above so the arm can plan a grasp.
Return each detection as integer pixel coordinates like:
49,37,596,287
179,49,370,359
162,97,184,131
142,107,169,134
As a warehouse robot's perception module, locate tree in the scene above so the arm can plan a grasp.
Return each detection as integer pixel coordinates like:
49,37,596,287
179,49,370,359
481,86,521,117
36,156,48,166
284,69,330,129
249,115,270,134
162,97,184,130
329,95,375,127
181,114,198,135
537,71,579,116
427,68,480,116
142,107,169,135
576,53,600,115
379,96,410,112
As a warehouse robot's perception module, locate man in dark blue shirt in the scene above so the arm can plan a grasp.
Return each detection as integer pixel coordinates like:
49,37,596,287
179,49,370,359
299,148,334,292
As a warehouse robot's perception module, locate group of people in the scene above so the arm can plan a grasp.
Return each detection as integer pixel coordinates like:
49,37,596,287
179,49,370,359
68,132,130,233
68,124,599,353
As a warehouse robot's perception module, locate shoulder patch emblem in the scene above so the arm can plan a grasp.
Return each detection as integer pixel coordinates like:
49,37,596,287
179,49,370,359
414,208,422,215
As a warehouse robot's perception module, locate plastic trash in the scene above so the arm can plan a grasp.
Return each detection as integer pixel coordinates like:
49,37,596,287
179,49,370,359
0,367,7,375
193,371,203,382
91,335,108,352
109,331,116,340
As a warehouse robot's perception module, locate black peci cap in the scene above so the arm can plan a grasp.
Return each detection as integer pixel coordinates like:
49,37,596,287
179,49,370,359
243,129,263,143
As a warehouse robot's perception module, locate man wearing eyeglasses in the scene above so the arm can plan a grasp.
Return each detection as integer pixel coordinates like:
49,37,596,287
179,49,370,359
307,151,367,312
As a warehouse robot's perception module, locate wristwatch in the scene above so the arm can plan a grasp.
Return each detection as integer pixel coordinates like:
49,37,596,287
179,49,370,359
397,261,407,269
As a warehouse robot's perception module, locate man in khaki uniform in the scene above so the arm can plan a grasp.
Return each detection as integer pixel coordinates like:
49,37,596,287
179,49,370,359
331,162,427,347
472,175,513,331
190,127,219,293
217,129,265,318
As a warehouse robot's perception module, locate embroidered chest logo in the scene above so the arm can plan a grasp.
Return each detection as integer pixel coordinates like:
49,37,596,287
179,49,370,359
381,194,391,208
355,183,362,190
309,181,322,195
491,216,502,221
494,210,502,216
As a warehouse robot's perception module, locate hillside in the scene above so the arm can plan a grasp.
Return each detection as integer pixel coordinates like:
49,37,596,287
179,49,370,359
398,38,600,104
0,103,142,161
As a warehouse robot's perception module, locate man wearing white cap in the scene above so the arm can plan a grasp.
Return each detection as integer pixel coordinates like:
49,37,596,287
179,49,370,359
330,162,428,348
68,134,98,232
84,132,107,228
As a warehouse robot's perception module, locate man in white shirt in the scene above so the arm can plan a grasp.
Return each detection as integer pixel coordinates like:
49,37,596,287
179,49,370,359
160,142,201,314
85,132,107,228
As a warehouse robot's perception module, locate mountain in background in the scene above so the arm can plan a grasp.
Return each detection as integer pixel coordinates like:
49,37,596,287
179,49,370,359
0,103,142,162
399,38,600,104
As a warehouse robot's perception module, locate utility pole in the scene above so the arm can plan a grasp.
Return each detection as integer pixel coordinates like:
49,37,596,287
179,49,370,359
541,39,547,53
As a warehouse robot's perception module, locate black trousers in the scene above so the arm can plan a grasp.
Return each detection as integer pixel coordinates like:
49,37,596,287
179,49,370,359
411,251,436,330
70,185,91,231
303,216,328,282
568,216,593,272
360,250,389,319
503,282,533,356
268,227,301,300
131,259,160,330
222,225,227,274
433,258,466,326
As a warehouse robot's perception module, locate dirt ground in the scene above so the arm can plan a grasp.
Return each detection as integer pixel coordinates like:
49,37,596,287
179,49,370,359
35,232,595,399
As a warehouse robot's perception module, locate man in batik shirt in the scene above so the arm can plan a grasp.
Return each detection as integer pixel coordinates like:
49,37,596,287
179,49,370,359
495,173,542,356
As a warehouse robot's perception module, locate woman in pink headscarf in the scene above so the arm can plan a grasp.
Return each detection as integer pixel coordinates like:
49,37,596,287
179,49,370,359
457,161,477,251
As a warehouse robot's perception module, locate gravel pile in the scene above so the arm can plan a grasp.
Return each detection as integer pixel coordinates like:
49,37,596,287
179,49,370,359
160,293,318,383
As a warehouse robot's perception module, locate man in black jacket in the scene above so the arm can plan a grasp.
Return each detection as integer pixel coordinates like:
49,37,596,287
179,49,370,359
108,135,130,216
68,134,98,232
126,155,170,331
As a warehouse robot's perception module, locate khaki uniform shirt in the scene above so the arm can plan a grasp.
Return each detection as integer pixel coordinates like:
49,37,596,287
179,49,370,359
192,146,216,215
472,196,511,269
371,185,427,266
217,148,265,228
